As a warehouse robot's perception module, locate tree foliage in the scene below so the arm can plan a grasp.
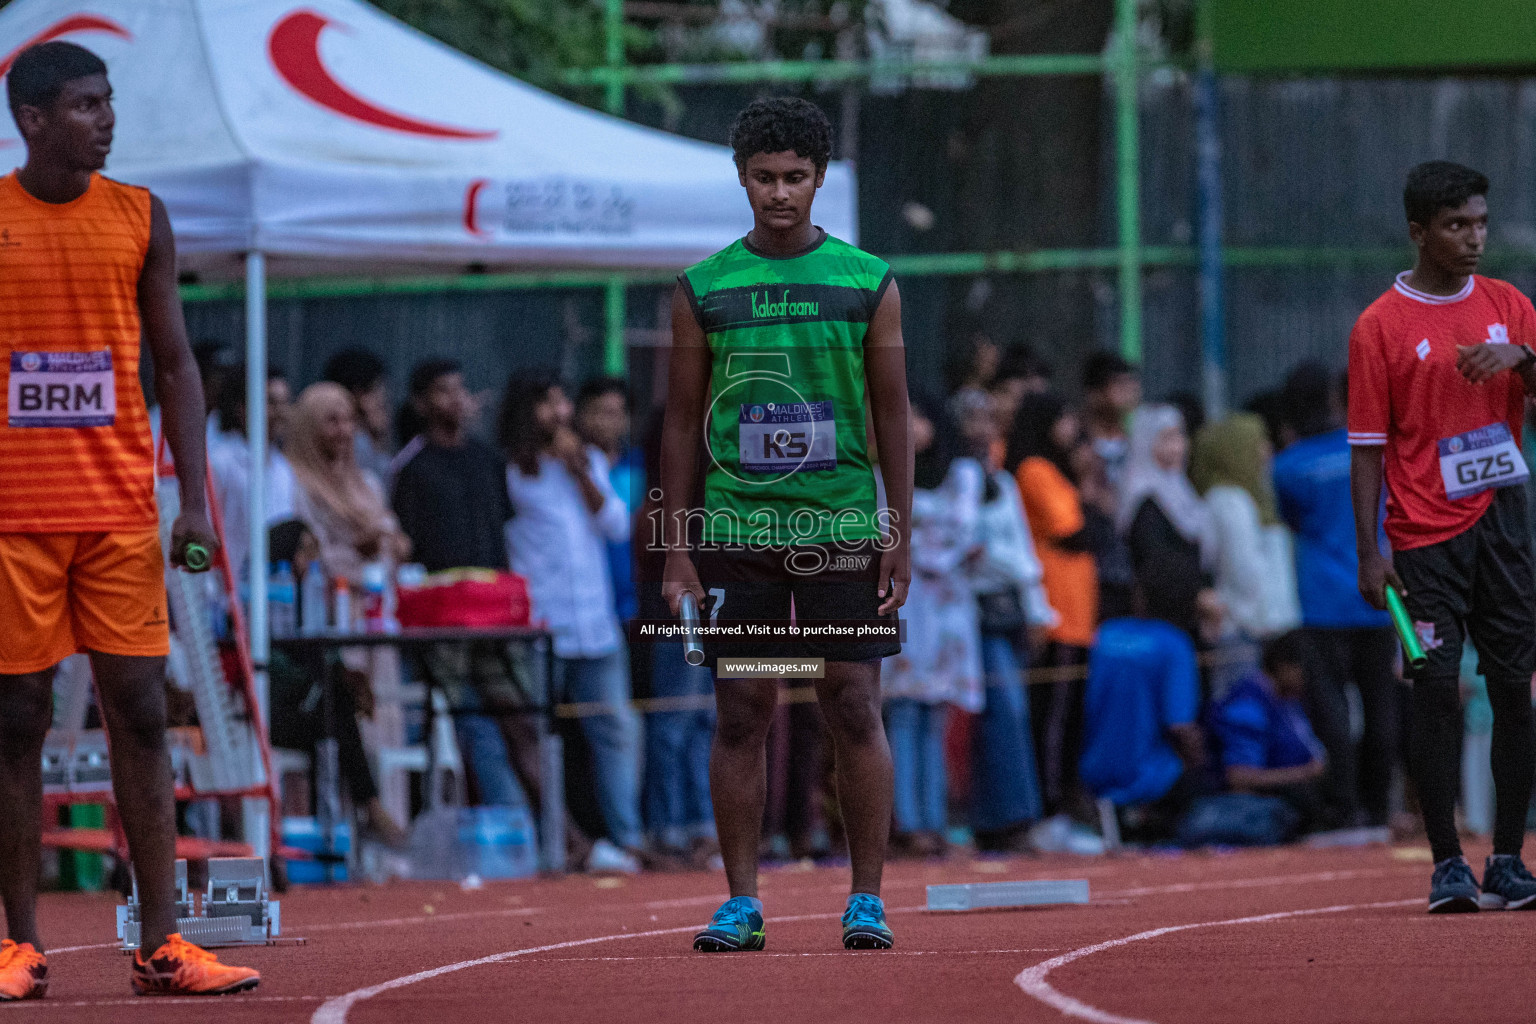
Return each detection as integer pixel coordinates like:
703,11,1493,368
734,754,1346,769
372,0,626,88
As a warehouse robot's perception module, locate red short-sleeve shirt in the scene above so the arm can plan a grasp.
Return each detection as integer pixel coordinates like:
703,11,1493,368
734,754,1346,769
1348,273,1534,551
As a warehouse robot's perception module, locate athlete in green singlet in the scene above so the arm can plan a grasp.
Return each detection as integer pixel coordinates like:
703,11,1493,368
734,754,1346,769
661,98,912,951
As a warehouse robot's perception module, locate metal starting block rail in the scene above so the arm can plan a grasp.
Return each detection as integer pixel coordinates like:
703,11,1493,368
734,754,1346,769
925,879,1090,911
116,858,300,951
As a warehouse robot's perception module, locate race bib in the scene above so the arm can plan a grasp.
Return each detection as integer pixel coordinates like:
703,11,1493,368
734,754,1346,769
738,400,837,473
7,351,116,428
1438,422,1528,501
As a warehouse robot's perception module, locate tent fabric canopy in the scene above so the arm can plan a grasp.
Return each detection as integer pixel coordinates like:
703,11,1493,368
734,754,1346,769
0,0,858,279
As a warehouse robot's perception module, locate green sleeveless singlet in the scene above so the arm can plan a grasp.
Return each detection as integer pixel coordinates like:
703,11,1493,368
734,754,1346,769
679,230,893,546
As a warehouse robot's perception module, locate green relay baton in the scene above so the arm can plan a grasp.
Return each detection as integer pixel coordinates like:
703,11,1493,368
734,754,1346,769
182,542,211,573
1385,583,1427,671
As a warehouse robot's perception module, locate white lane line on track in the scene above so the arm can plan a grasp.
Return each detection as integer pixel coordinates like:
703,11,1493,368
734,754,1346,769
310,907,925,1024
537,948,1062,963
639,868,1405,913
1013,898,1420,1024
1097,868,1396,900
301,907,549,932
44,942,118,956
2,995,326,1009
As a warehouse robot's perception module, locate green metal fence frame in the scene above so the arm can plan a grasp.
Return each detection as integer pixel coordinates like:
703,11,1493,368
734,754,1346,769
176,1,1536,376
181,0,1155,374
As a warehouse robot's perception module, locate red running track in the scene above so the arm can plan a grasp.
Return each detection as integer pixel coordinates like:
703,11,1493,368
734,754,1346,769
13,841,1532,1023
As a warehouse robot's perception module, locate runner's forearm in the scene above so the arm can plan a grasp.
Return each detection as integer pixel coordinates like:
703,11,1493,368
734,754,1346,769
864,283,911,549
1350,445,1385,560
157,357,208,514
662,285,709,553
140,197,208,515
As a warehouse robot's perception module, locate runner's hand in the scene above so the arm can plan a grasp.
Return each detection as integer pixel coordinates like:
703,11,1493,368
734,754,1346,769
1456,342,1524,384
170,509,221,574
662,552,705,617
1357,548,1404,611
170,509,220,570
876,542,911,616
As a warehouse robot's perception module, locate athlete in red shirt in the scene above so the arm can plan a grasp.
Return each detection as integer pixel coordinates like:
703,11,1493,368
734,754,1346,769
1350,161,1536,913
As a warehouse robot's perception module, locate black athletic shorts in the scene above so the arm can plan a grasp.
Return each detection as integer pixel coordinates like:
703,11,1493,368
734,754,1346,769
694,539,902,672
1393,485,1536,681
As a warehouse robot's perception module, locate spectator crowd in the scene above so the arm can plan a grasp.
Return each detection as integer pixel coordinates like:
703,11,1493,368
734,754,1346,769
195,332,1441,874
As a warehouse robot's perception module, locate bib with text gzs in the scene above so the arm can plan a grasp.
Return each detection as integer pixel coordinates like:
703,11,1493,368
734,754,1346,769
1438,422,1528,501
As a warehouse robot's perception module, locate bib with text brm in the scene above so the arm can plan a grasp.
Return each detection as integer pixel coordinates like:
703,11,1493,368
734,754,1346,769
1438,422,1528,501
7,351,116,427
738,400,837,474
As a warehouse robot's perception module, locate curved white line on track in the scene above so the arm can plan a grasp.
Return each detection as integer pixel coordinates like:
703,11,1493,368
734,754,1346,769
310,909,873,1024
1013,898,1419,1024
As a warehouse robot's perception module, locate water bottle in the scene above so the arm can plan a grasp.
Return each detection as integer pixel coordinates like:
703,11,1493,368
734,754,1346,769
361,561,387,633
333,578,353,633
268,561,297,639
300,561,328,635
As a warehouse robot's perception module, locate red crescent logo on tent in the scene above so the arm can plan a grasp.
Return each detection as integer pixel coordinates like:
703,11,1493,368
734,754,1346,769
463,178,491,237
0,14,132,77
0,14,132,147
268,10,496,140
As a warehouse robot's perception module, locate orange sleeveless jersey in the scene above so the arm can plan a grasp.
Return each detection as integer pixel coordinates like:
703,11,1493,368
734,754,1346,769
0,172,156,533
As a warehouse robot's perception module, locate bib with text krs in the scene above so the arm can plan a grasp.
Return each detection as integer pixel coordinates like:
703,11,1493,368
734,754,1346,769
739,400,837,473
7,351,116,428
1438,422,1529,501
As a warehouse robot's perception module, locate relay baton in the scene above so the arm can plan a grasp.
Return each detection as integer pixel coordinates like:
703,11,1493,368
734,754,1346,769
1384,583,1427,671
679,591,705,667
182,542,211,573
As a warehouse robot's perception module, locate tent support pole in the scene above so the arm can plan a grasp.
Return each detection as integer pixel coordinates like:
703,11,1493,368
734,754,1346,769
245,251,269,726
1195,1,1226,419
243,250,271,859
604,276,626,375
1113,0,1142,364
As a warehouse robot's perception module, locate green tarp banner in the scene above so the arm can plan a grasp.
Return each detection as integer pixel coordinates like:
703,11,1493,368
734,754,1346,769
1212,0,1536,73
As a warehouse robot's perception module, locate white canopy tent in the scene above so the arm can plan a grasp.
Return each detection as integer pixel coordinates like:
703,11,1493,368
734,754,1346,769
0,0,858,728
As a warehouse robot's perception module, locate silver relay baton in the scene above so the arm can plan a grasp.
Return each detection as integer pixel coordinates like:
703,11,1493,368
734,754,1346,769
680,592,705,666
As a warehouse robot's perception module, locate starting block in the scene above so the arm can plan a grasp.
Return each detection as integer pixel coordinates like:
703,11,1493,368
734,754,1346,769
926,879,1090,911
116,858,293,950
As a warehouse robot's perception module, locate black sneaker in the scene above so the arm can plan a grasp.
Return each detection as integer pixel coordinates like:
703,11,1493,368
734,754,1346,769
1428,856,1480,914
1479,855,1536,911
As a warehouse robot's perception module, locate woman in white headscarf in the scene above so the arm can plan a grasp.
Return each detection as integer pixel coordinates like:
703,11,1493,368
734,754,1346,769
1117,404,1218,641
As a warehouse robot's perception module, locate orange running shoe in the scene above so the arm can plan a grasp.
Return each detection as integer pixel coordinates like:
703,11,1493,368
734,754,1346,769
0,939,48,1000
131,934,260,996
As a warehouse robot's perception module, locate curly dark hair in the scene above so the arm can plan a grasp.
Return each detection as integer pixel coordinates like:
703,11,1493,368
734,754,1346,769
1404,160,1488,227
729,97,832,171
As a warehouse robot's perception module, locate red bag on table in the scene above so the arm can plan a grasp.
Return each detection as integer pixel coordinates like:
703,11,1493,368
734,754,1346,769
396,569,531,628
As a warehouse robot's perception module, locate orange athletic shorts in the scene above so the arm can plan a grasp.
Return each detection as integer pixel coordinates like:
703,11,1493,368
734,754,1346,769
0,530,169,674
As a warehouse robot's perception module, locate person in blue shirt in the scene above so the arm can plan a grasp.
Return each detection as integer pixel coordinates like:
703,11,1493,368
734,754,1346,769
1079,615,1204,840
1205,631,1328,830
1272,362,1401,828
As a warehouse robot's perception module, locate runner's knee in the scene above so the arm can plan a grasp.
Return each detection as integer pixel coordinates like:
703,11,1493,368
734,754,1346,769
820,683,884,746
713,685,775,747
0,676,52,752
98,682,169,749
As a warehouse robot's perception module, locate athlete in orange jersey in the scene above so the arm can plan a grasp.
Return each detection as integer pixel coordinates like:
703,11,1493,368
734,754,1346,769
0,43,258,999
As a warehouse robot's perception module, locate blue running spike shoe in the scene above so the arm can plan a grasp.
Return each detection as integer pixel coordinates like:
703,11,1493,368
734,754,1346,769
1479,855,1536,911
1427,856,1480,914
841,893,894,949
693,897,765,952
